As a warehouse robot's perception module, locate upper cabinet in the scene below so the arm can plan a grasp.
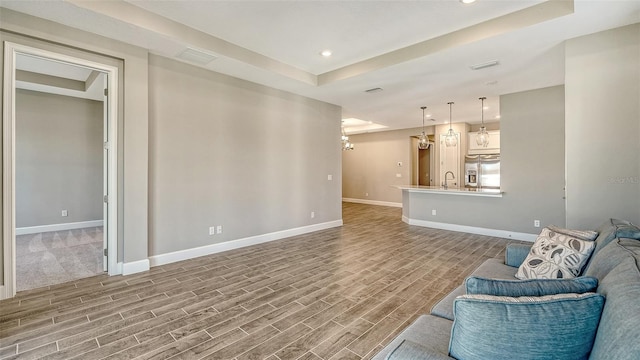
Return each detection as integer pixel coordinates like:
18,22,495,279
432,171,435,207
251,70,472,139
468,130,500,154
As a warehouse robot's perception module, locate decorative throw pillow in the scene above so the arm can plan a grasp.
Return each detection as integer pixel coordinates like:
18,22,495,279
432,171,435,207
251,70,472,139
515,227,596,279
449,293,605,360
465,276,598,297
547,225,598,241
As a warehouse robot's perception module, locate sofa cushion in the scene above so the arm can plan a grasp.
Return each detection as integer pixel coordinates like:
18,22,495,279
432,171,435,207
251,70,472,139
583,219,640,274
431,259,518,321
465,276,598,297
547,225,598,241
449,293,605,360
371,315,454,360
505,243,532,267
430,285,464,321
470,258,518,279
516,227,595,279
386,340,454,360
589,239,640,360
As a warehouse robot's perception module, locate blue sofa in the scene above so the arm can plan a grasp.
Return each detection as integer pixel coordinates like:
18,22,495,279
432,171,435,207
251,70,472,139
372,219,640,360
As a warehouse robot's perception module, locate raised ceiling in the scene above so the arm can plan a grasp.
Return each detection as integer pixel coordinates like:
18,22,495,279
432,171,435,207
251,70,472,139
2,0,639,133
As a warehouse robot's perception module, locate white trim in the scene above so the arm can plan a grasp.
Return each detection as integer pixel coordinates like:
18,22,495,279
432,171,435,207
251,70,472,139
342,198,402,208
3,41,18,300
402,215,537,242
122,259,150,275
149,220,343,267
0,285,5,300
15,220,104,235
2,42,120,298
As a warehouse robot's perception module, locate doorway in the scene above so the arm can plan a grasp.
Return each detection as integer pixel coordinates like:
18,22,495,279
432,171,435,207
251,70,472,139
3,42,119,298
410,136,435,186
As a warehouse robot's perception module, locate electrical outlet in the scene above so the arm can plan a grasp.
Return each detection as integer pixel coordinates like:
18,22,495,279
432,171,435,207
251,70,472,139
432,209,437,216
311,211,315,218
209,226,215,235
61,210,68,217
216,225,223,234
365,192,369,197
534,220,541,228
396,173,402,178
327,174,332,181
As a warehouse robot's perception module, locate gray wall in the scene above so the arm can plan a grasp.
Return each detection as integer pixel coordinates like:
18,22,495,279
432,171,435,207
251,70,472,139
565,23,640,228
405,85,566,234
16,89,103,227
342,127,430,204
148,55,342,256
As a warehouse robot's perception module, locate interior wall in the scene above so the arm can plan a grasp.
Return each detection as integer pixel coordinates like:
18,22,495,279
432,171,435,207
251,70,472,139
405,85,566,234
565,23,640,228
15,89,103,228
148,55,342,257
342,127,432,204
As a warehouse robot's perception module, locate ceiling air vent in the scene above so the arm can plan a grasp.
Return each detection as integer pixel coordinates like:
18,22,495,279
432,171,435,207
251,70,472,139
365,87,383,93
469,60,499,71
176,48,218,65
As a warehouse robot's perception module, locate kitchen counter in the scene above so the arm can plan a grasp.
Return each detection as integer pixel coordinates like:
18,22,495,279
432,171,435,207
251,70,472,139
395,185,503,198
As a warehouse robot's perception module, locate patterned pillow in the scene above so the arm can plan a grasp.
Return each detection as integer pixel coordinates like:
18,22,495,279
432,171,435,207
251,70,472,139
547,225,598,241
516,227,596,279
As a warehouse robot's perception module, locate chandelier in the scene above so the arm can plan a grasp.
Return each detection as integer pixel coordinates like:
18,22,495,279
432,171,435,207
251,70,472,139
341,126,354,150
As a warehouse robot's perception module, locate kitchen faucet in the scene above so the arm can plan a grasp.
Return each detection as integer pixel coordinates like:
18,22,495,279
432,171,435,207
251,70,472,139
443,171,455,189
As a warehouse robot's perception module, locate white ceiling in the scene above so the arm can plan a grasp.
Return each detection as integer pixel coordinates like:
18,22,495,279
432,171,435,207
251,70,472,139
3,0,639,133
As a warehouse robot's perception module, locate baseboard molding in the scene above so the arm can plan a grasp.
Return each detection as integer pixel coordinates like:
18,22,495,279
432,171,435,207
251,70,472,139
149,220,344,267
122,259,150,275
16,220,104,235
0,285,6,300
342,198,402,208
402,215,537,242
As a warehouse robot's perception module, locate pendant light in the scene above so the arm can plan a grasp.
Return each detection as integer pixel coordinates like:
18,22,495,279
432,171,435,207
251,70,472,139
476,97,490,148
418,106,429,150
444,102,457,147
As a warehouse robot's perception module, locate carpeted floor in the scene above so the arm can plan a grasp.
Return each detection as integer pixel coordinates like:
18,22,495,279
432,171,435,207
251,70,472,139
16,227,105,291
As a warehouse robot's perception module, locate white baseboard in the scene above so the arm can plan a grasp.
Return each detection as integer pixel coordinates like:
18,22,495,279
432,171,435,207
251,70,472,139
122,259,150,275
0,285,6,300
16,220,104,235
342,198,402,208
149,220,344,267
402,215,537,242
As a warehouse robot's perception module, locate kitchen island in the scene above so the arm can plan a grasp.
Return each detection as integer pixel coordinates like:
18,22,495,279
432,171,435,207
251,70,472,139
396,185,537,242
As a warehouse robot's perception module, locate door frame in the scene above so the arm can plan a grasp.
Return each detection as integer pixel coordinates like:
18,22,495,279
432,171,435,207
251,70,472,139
2,42,120,299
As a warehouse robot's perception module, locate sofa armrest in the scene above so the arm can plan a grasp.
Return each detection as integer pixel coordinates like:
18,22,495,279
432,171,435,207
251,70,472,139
386,340,455,360
505,243,532,267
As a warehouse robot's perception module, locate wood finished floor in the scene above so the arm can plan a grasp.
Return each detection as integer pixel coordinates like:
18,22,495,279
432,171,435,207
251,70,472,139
0,203,520,360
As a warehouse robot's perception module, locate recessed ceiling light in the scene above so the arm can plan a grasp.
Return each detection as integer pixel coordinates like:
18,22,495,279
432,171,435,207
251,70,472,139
320,50,332,57
460,0,477,4
495,115,501,119
483,106,489,110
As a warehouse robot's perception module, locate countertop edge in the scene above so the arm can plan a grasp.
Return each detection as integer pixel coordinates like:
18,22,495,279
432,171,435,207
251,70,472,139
395,186,504,198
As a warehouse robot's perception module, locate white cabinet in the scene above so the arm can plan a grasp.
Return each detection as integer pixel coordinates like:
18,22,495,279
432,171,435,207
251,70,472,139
468,130,500,154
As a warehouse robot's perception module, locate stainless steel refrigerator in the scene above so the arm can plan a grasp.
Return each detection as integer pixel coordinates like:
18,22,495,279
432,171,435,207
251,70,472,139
464,154,500,189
